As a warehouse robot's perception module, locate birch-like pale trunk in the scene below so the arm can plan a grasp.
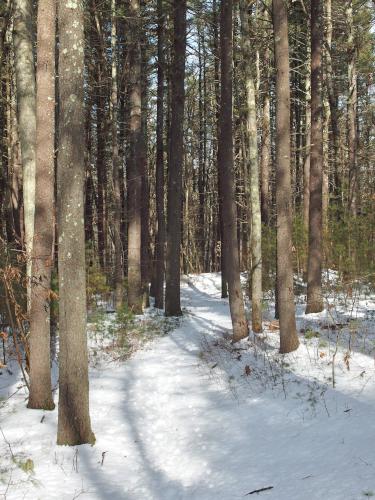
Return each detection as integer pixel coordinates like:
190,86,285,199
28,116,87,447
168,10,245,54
346,0,358,216
259,4,271,226
12,0,36,309
240,0,262,334
303,44,311,233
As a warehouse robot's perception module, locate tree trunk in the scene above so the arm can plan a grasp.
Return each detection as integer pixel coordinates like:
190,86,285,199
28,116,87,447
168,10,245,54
140,33,150,309
127,0,143,314
12,0,36,309
57,0,95,446
27,0,55,411
322,46,330,225
240,0,262,334
197,22,205,272
346,0,357,216
272,0,299,353
306,0,323,314
218,0,248,342
165,0,187,317
154,0,166,310
95,68,107,271
110,0,124,310
325,0,340,199
303,44,311,233
260,6,271,226
6,67,23,243
213,0,228,298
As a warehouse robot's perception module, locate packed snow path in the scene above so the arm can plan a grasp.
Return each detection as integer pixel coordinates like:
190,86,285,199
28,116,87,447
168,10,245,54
1,274,375,499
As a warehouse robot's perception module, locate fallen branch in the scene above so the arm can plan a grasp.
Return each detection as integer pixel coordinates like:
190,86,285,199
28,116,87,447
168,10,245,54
245,486,274,495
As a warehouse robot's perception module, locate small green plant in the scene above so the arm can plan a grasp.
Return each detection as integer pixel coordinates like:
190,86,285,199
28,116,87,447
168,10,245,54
363,490,375,497
114,305,135,350
304,329,320,339
86,245,110,308
13,456,34,474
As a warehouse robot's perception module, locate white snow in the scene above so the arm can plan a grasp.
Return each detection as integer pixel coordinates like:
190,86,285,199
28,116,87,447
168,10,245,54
1,273,375,499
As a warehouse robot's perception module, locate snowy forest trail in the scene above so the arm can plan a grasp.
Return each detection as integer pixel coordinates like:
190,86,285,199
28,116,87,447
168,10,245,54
1,274,375,499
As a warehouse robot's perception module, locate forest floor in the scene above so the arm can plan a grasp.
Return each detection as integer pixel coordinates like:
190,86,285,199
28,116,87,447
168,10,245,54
1,273,375,499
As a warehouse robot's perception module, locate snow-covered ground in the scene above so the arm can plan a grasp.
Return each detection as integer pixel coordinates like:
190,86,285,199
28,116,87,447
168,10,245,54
1,273,375,499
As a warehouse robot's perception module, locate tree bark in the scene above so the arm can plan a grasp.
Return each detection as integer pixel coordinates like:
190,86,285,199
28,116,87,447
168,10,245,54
57,0,95,446
272,0,299,353
260,6,271,226
110,0,124,310
346,0,357,216
12,0,36,309
127,0,143,314
213,0,228,298
240,0,262,334
27,0,55,411
306,0,324,314
218,0,248,342
154,0,166,309
303,44,311,233
165,0,187,317
95,65,107,271
140,31,150,309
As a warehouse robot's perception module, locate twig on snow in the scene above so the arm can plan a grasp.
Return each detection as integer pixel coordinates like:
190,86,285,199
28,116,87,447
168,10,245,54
245,486,274,495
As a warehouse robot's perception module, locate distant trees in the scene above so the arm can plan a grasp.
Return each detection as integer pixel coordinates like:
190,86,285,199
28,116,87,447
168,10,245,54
0,0,374,443
346,0,358,216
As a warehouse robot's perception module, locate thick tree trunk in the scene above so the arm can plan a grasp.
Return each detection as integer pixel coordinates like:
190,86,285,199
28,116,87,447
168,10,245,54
165,0,186,317
154,0,166,309
12,0,36,309
127,0,143,314
27,0,55,411
110,0,124,310
306,0,324,314
57,0,95,446
240,0,262,333
218,0,248,342
272,0,299,353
